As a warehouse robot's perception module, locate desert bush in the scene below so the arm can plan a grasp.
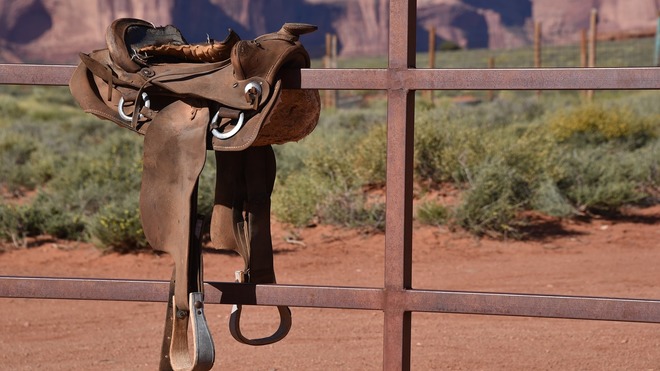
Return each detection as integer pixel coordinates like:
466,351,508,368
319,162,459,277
0,203,20,243
555,145,649,211
272,111,386,229
414,113,486,184
2,85,659,245
89,195,148,252
548,103,656,148
23,193,86,239
0,94,28,119
0,195,85,244
530,179,576,217
272,171,323,227
352,123,387,186
317,186,386,231
453,157,530,237
0,131,41,190
416,201,451,226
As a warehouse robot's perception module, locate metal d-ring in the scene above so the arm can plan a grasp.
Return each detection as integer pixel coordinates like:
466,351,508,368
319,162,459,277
118,92,150,122
211,111,245,140
244,81,262,107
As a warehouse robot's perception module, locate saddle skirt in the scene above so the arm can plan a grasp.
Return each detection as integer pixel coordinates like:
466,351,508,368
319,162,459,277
70,18,320,151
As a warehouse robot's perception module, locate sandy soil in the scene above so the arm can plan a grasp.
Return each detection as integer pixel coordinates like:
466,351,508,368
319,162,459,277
0,206,659,370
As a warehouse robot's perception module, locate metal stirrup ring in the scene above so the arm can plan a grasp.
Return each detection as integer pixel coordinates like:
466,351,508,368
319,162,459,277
118,92,150,122
211,111,245,140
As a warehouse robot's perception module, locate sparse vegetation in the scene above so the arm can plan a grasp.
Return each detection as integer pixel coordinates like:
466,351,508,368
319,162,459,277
1,39,659,249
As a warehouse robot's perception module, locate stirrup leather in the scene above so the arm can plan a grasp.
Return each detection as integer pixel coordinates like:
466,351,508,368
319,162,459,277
228,219,292,346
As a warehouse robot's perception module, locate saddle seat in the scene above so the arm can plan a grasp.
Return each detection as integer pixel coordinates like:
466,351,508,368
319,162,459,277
73,18,319,151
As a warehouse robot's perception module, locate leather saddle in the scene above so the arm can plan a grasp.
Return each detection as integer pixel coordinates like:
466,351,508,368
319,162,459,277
69,18,320,371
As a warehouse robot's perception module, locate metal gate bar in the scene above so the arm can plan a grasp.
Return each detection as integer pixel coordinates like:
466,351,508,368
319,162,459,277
1,0,659,369
2,64,660,90
2,276,659,323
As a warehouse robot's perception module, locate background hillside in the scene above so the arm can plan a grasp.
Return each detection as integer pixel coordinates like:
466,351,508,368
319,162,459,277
1,0,658,63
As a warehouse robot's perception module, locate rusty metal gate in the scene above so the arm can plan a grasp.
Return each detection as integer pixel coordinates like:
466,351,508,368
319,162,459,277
1,1,660,369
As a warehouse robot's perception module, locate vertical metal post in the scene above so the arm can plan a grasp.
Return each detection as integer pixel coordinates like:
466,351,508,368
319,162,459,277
384,0,416,369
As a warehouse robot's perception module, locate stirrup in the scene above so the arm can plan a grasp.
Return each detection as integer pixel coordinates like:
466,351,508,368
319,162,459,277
169,292,215,371
228,270,292,346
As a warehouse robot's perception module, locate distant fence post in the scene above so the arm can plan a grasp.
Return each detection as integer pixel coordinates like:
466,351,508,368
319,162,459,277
323,33,338,109
534,21,542,68
580,29,588,68
581,29,588,99
424,26,436,103
487,56,496,101
587,8,598,102
654,12,660,66
534,21,542,97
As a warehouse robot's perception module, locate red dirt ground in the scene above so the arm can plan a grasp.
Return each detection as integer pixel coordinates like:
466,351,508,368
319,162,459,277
1,206,659,370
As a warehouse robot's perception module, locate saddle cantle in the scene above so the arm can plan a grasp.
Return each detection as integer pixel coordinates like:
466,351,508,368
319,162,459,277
70,18,320,371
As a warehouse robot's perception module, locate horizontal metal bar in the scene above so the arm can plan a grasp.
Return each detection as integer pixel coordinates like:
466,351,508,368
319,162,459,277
0,64,76,86
1,276,659,323
0,276,384,310
281,68,389,90
406,68,660,91
2,64,658,90
405,290,660,323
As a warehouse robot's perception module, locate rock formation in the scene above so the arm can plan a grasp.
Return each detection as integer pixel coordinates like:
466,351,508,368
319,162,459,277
0,0,657,63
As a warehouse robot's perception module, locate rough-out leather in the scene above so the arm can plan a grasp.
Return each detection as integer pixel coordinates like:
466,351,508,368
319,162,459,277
69,17,320,371
70,18,320,150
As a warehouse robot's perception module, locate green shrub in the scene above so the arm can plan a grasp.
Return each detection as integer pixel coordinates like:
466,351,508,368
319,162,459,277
416,201,451,226
0,95,28,119
414,114,486,184
555,146,648,211
23,193,86,240
530,179,576,217
0,197,85,244
453,158,530,237
2,86,659,244
89,195,148,252
549,103,656,147
0,203,20,243
0,131,40,190
352,123,387,186
317,187,386,231
272,172,323,227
